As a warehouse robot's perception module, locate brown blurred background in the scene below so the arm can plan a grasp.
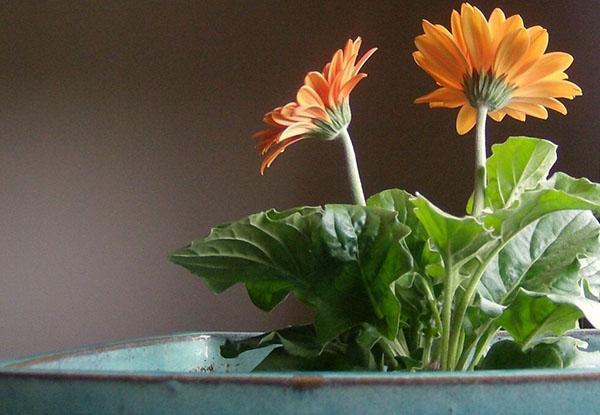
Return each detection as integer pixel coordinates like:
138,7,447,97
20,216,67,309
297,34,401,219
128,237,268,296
0,1,598,359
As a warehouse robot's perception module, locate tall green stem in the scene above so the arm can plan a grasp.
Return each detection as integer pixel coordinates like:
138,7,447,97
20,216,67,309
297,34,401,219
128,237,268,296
472,106,488,217
339,128,366,206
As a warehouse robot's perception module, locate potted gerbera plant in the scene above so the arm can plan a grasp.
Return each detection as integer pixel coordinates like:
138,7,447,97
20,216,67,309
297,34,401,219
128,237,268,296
170,2,599,371
2,3,599,414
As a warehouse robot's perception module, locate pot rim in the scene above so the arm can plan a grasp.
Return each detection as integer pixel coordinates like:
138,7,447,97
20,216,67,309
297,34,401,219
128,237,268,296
2,329,600,385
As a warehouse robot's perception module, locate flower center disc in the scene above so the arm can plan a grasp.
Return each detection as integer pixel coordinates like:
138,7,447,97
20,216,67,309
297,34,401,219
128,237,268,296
463,71,514,111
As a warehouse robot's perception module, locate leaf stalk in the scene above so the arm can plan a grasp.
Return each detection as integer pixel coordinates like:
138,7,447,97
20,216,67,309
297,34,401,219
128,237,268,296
440,263,457,370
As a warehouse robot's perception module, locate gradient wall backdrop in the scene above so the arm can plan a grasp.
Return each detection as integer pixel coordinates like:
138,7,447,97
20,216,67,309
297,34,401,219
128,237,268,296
1,1,598,359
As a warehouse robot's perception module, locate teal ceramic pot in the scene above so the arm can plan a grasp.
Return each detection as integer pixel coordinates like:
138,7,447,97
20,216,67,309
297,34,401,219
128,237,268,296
2,330,600,414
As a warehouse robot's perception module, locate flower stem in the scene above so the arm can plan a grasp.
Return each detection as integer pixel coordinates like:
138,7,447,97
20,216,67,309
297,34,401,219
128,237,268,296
472,106,488,217
339,128,366,206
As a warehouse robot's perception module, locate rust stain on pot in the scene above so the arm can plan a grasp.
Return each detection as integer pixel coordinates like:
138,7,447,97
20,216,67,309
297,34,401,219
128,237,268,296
287,375,325,390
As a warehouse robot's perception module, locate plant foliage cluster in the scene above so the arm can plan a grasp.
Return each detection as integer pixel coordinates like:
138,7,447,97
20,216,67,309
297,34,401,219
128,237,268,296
171,137,600,371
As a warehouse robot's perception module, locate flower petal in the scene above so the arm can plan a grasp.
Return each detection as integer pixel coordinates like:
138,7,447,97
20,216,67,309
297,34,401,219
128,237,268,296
460,3,493,71
343,38,354,61
513,52,574,86
456,104,477,135
278,122,314,142
510,96,568,115
499,14,525,40
515,80,582,99
488,110,506,122
510,26,548,78
504,107,526,121
421,20,469,76
494,28,530,76
413,51,463,90
296,85,326,108
451,9,468,58
414,87,466,108
505,102,548,119
352,47,378,77
304,71,330,103
260,136,305,175
327,49,344,81
489,8,506,49
298,105,331,121
351,37,363,56
339,73,368,101
415,35,466,85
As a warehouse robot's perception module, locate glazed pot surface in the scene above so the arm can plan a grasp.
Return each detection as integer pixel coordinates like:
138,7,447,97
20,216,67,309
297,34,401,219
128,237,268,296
2,330,600,414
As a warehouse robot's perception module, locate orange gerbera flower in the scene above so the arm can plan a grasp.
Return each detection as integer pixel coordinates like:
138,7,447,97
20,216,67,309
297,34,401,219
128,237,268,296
254,37,377,174
414,3,582,134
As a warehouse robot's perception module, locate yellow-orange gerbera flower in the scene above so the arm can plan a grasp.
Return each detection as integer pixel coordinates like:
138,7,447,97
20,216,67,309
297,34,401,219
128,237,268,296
254,37,377,174
413,3,582,134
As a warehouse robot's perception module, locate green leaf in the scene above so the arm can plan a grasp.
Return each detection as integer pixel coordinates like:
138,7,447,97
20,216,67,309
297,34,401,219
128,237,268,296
171,205,413,342
497,289,600,348
412,195,498,268
367,189,414,221
480,336,586,369
308,205,413,340
221,325,323,359
484,137,557,211
480,339,561,369
581,253,600,301
479,210,600,306
248,324,386,371
368,189,444,361
367,189,425,245
473,171,600,350
483,176,600,238
246,280,291,311
369,189,444,278
170,207,321,294
547,172,600,205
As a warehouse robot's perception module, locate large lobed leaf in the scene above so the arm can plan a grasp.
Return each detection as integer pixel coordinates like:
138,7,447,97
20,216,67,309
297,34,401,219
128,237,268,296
497,289,600,349
368,189,444,279
479,210,600,306
412,195,498,269
170,207,321,301
170,204,413,342
304,205,413,340
482,173,600,238
484,136,557,210
367,189,425,248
